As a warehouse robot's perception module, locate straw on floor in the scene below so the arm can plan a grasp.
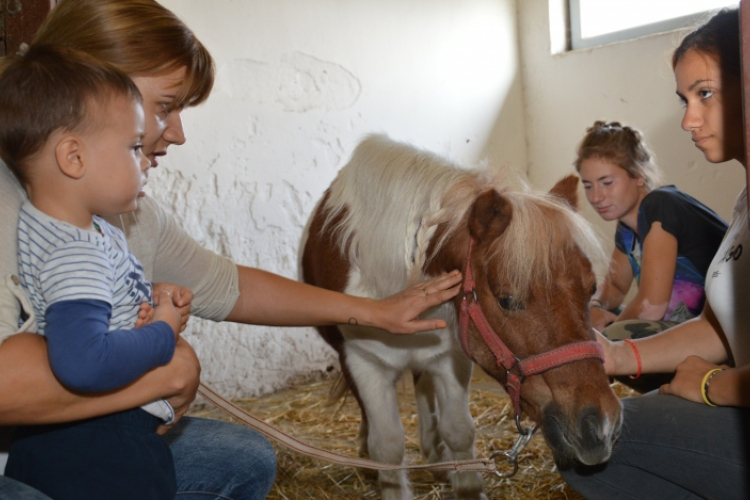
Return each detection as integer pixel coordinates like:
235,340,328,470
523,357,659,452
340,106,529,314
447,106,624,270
190,370,633,499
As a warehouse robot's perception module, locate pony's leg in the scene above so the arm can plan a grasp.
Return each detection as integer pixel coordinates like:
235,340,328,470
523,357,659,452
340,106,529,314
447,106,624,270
431,354,487,500
340,373,369,459
412,372,447,481
346,350,411,500
356,406,379,482
343,373,377,480
330,345,373,461
357,411,369,458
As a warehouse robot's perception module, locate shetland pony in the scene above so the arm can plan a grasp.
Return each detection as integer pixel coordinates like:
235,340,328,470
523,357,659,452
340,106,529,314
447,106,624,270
302,135,622,500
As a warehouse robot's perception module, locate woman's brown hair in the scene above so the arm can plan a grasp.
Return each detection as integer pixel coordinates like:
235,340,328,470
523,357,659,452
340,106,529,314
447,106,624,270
574,121,662,191
32,0,214,109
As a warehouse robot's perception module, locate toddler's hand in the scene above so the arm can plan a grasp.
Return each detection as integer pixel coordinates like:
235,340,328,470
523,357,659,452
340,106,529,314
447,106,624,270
152,283,193,333
135,302,155,328
152,289,183,336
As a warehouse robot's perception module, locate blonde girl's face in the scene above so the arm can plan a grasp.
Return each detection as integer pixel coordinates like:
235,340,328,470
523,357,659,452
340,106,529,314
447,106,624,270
675,49,744,164
131,66,188,172
579,157,645,225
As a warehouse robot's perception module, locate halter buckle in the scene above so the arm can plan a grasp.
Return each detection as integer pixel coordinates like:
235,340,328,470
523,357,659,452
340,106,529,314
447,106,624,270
462,288,478,304
504,356,524,383
489,417,537,478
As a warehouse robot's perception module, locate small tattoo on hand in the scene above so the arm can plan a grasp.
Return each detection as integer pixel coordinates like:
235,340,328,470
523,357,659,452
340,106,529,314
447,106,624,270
348,318,359,325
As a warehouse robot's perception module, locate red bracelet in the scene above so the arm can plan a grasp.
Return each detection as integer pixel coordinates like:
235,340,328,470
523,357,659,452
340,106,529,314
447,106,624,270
624,339,641,379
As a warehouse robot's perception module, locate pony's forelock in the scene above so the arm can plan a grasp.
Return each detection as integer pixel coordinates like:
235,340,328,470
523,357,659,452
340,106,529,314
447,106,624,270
484,192,606,300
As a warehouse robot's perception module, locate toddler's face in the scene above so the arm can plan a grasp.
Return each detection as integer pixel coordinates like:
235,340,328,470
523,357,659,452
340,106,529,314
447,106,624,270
82,95,150,216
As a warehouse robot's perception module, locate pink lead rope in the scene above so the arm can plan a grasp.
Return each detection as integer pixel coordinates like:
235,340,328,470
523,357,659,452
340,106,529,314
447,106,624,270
197,382,502,474
458,238,605,419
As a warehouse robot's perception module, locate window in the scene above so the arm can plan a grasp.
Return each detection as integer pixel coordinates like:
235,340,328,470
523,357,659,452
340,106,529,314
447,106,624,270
569,0,738,50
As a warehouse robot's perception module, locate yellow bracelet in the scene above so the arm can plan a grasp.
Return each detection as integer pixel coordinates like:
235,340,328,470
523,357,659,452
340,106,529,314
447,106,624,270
700,368,724,407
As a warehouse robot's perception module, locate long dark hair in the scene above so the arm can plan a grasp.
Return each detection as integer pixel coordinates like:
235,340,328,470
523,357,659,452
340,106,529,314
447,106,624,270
673,8,740,82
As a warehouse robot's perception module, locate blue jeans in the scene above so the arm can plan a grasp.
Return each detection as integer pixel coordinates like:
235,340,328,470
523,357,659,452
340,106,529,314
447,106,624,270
560,394,750,500
0,416,276,500
166,417,276,500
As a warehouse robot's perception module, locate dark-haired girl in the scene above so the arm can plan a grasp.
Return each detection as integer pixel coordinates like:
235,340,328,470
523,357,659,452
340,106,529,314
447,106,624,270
562,8,750,499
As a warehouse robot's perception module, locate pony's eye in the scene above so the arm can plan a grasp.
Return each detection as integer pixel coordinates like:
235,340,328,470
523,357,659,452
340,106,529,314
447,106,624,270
591,283,597,297
497,295,525,311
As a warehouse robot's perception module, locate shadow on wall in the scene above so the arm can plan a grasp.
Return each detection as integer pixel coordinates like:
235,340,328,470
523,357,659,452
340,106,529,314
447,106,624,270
647,109,744,223
478,70,529,180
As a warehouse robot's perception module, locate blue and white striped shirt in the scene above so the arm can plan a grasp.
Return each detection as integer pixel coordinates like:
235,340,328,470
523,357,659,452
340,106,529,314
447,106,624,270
17,201,174,422
18,202,152,333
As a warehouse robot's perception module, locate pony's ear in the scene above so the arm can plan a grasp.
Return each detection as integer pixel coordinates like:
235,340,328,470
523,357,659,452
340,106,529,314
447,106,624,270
469,189,512,243
549,175,579,211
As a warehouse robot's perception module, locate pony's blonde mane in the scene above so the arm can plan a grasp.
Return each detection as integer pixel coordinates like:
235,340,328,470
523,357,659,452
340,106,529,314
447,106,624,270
484,191,605,300
322,135,604,298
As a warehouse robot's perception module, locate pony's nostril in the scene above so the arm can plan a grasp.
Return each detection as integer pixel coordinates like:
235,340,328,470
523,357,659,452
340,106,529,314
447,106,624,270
580,412,602,445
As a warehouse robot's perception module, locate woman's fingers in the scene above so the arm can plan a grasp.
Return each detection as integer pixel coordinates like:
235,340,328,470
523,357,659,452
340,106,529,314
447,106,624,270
376,271,463,334
415,270,462,296
659,356,728,402
173,286,194,308
403,318,449,333
423,282,462,306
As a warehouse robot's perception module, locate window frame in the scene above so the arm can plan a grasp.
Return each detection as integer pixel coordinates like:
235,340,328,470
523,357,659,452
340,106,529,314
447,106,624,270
568,0,731,50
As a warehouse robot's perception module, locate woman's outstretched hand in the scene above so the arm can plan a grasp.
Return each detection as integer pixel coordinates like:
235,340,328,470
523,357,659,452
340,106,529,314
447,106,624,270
368,271,463,334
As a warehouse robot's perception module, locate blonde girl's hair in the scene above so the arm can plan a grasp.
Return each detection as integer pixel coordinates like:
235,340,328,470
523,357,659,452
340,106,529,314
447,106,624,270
32,0,214,109
573,121,663,191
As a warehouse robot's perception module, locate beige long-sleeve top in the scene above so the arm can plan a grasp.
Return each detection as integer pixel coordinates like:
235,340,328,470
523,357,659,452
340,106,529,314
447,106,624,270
0,162,240,342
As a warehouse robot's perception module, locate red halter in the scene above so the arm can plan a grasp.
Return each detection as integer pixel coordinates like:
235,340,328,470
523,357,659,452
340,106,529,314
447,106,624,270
458,238,604,418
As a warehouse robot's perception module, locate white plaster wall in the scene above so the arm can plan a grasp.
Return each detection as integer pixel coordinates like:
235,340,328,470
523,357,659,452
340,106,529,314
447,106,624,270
518,0,745,280
151,0,526,398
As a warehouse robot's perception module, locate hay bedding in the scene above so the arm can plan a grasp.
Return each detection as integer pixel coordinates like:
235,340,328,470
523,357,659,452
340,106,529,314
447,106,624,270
190,371,634,499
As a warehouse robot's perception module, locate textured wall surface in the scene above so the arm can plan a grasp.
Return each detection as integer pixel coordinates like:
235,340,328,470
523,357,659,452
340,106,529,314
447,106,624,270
142,1,739,400
154,0,526,399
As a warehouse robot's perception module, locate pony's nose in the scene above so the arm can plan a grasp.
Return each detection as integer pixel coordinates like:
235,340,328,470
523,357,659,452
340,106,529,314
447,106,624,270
573,407,615,466
579,409,602,446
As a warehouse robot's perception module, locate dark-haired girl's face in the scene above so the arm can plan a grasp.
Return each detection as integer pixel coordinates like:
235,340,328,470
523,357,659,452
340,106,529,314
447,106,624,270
675,49,744,165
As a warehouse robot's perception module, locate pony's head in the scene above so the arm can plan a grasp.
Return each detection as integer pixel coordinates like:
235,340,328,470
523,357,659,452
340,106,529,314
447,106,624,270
428,175,622,467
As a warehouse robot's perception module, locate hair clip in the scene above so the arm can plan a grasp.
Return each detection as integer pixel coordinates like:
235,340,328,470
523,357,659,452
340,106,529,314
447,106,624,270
17,43,30,57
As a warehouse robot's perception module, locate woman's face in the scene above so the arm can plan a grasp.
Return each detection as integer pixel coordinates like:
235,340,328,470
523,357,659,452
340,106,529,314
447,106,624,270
579,157,644,225
131,66,188,169
674,49,744,164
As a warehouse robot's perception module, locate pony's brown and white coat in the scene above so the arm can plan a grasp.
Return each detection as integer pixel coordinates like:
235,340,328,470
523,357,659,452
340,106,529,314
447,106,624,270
303,135,621,500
